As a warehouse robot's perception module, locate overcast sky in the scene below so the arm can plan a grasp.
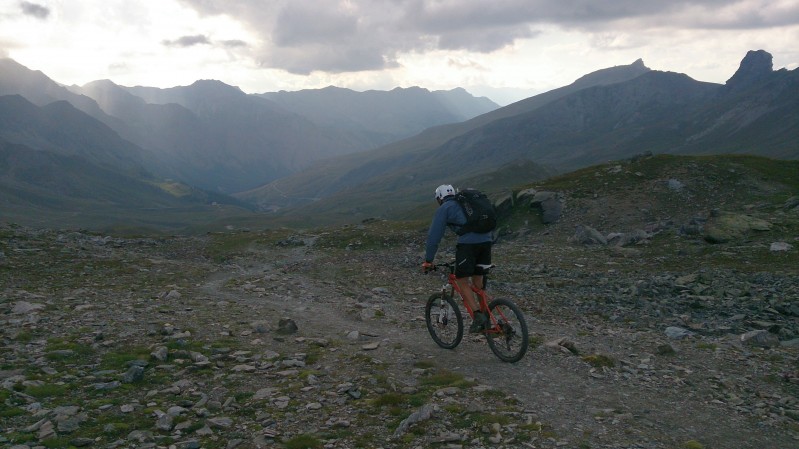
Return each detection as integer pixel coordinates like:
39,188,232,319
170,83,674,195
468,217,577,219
1,1,797,105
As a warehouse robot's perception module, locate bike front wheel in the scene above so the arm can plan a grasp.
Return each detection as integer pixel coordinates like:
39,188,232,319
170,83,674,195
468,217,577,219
485,298,529,363
425,292,463,349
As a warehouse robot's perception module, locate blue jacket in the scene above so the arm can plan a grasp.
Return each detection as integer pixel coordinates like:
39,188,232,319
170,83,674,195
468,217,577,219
425,196,493,262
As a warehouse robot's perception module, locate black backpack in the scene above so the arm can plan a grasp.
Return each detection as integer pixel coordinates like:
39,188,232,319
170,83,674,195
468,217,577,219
453,189,497,235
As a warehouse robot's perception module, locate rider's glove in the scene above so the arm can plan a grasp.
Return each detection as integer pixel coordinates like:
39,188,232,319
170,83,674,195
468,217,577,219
422,261,434,273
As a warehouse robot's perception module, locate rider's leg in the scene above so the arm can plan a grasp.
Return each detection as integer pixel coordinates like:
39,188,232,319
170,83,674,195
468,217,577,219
471,275,484,291
456,277,479,313
457,243,490,333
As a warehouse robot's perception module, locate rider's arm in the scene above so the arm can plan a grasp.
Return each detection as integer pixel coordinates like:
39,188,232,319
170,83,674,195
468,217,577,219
424,205,449,262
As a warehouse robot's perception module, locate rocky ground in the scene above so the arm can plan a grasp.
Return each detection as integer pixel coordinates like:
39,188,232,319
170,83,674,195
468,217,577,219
1,199,798,449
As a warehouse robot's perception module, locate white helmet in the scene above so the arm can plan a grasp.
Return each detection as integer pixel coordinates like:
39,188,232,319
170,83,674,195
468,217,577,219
435,184,456,200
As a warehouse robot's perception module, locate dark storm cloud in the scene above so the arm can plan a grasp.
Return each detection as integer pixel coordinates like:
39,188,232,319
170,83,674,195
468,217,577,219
20,1,50,19
163,34,212,47
176,0,799,74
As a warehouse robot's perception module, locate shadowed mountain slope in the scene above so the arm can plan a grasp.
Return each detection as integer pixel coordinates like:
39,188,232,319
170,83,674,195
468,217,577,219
238,51,797,226
238,59,655,210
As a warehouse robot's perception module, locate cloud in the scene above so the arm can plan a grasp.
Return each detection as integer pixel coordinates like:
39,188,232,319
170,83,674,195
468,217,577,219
221,39,248,48
20,1,49,19
176,0,799,74
163,34,212,47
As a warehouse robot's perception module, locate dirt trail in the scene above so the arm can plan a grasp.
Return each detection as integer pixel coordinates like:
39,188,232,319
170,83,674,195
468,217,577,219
199,244,798,449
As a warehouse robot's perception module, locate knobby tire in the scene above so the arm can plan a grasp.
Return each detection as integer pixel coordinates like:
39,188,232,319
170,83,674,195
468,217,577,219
485,298,529,363
425,292,463,349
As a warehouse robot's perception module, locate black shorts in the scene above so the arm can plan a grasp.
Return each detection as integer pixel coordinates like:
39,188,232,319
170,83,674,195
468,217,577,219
455,242,492,278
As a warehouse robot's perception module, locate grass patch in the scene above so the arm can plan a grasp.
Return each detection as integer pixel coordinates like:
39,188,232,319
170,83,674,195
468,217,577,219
412,360,436,369
696,342,717,351
371,392,408,407
99,346,152,370
283,433,324,449
420,369,474,388
25,383,69,399
582,354,616,368
0,406,25,418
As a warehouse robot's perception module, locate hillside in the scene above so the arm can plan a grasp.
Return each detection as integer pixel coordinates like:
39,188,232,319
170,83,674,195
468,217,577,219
2,154,797,449
0,95,147,175
239,51,798,227
1,51,797,232
237,59,653,211
0,58,497,194
0,137,253,232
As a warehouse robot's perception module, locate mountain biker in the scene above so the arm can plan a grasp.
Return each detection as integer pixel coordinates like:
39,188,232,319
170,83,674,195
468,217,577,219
422,184,493,333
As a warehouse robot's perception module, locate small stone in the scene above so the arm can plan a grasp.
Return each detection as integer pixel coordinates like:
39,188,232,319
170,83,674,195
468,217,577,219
123,365,145,383
151,346,169,361
665,327,693,340
276,318,298,335
362,341,380,351
770,242,794,252
208,417,233,428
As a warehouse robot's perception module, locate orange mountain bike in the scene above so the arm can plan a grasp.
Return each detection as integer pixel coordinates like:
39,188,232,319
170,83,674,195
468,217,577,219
425,261,529,363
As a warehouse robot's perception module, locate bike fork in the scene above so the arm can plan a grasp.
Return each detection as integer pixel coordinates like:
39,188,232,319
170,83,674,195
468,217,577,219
436,285,451,324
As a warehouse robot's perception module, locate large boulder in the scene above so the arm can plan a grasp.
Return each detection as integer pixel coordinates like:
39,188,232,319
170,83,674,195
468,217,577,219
703,210,771,243
518,190,565,224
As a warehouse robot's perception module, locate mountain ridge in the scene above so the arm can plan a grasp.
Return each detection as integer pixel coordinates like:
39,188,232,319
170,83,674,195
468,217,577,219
237,51,797,226
0,51,796,231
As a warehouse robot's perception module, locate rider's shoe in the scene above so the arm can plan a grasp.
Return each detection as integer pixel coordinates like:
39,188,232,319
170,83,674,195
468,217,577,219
469,311,488,334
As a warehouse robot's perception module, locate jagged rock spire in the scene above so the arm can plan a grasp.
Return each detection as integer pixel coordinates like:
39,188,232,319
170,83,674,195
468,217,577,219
726,50,773,89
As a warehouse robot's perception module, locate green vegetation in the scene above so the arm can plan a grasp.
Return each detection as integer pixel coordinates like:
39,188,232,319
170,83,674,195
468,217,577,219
99,346,152,370
582,354,616,368
420,370,475,388
283,434,324,449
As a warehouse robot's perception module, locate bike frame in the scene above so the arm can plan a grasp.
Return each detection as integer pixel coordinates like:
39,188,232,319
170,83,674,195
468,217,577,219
438,263,507,335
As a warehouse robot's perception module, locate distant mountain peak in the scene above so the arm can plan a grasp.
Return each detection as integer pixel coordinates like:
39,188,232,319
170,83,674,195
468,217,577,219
188,79,244,95
571,59,650,89
726,50,773,89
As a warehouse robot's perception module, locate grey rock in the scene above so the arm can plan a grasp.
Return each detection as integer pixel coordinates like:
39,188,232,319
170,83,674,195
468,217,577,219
741,330,780,348
667,179,685,191
208,417,234,428
156,413,174,431
770,242,793,252
38,420,56,440
665,326,693,340
128,429,155,443
704,211,771,243
151,346,169,361
12,301,45,314
393,403,436,438
122,365,145,383
573,225,607,245
276,317,298,335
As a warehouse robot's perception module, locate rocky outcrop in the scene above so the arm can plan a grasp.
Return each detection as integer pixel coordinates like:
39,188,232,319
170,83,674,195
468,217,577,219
517,189,565,224
703,210,772,243
725,49,773,89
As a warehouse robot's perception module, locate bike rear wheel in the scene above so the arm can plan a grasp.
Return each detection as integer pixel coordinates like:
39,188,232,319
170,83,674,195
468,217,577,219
425,292,463,349
485,298,529,363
